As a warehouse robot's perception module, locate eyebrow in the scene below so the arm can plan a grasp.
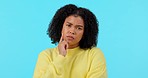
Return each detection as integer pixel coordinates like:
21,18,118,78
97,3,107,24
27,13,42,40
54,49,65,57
66,22,84,27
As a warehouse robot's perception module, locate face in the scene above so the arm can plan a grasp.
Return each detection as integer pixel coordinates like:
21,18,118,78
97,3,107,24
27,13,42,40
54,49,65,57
62,15,84,49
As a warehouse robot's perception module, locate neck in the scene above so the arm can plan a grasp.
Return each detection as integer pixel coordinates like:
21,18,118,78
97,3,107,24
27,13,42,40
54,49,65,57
68,44,79,49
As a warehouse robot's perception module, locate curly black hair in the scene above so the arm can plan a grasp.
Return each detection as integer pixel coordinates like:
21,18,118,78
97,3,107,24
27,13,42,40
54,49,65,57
47,4,99,49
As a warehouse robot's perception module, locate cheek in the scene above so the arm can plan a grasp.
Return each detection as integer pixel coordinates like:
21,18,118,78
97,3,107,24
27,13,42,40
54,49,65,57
61,27,64,33
61,27,66,34
77,32,84,40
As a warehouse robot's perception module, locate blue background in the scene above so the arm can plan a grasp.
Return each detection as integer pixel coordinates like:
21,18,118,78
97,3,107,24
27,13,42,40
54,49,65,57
0,0,148,78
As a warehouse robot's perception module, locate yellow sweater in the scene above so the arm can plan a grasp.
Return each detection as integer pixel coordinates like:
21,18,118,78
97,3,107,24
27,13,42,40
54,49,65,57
33,47,107,78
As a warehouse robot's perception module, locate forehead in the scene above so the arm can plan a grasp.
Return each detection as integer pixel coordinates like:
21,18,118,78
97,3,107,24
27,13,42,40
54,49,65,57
64,15,84,25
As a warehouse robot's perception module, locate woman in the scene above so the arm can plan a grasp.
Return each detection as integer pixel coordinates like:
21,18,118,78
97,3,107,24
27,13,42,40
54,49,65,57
33,4,107,78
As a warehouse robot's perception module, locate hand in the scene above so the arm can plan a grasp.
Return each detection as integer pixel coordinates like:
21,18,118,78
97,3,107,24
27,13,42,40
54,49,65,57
58,33,69,57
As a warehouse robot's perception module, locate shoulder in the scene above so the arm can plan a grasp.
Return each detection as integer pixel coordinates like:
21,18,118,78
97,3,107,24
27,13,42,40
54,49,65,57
89,47,104,56
38,47,57,57
88,47,106,61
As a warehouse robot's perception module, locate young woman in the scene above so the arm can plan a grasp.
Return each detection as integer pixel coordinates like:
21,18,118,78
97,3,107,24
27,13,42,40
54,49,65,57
33,4,107,78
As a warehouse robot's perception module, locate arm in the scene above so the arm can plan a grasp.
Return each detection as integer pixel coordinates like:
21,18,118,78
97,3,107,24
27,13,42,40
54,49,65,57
86,48,107,78
33,34,68,78
33,51,65,78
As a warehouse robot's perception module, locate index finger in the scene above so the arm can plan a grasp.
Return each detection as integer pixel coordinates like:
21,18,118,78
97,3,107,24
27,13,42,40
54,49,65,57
59,33,64,42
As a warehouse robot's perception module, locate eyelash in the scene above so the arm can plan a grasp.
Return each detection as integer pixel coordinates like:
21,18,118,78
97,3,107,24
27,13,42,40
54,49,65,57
66,24,71,27
77,27,82,30
66,24,83,30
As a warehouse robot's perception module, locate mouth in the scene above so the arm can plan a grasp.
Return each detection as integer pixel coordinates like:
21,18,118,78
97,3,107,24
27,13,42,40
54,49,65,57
66,36,74,40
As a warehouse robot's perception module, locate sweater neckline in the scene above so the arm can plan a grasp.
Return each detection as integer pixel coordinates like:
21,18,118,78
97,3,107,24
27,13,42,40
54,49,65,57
56,46,82,57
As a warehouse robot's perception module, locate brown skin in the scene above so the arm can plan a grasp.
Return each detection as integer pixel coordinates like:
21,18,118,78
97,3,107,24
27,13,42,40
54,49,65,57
58,15,84,56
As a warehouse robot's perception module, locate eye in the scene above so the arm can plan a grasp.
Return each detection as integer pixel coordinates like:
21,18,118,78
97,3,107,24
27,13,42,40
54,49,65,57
77,27,83,30
66,24,71,27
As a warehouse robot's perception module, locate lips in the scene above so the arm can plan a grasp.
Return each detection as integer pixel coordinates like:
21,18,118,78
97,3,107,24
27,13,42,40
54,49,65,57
66,36,74,40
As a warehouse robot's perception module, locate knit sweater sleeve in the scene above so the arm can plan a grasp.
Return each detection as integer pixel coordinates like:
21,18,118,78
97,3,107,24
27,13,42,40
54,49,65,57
86,48,107,78
33,49,65,78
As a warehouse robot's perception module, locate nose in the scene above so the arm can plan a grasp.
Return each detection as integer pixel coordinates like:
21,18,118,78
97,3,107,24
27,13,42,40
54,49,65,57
69,27,75,35
69,31,75,35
